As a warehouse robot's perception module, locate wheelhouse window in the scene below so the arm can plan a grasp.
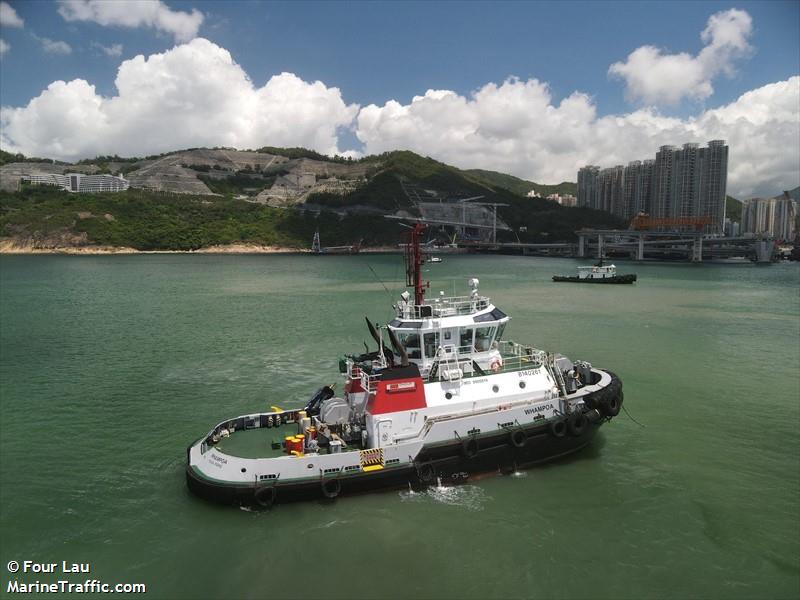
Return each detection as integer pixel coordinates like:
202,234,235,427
423,332,439,359
398,332,421,359
496,322,507,341
474,326,496,352
459,328,474,354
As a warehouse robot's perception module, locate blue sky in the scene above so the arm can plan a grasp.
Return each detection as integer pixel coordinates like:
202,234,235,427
0,1,798,197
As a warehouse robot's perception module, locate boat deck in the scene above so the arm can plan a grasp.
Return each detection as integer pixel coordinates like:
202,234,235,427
211,421,358,459
213,422,300,459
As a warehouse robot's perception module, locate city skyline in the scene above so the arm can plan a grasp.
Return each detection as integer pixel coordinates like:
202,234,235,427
742,195,797,241
578,140,728,233
0,1,798,198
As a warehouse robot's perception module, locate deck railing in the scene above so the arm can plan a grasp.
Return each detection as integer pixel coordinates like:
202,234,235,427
395,295,491,319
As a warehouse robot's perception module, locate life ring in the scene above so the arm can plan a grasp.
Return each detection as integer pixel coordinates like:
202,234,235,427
510,429,527,448
549,419,567,438
568,412,588,437
462,437,480,459
417,462,436,483
254,485,276,508
489,358,503,373
321,478,341,499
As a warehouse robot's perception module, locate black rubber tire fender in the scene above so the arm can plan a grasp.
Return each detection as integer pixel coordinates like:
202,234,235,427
321,478,341,499
583,393,600,411
585,408,603,424
603,391,622,417
417,462,436,483
462,437,479,459
568,412,588,436
510,428,527,448
549,419,567,438
254,486,276,508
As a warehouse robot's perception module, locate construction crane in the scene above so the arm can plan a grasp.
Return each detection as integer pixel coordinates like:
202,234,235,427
630,214,712,231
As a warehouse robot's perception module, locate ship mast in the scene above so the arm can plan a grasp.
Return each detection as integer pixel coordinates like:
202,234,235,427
405,222,427,306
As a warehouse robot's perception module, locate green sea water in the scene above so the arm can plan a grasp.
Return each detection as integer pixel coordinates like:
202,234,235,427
1,254,798,599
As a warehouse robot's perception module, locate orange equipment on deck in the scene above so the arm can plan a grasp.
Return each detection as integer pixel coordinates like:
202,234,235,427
630,214,712,231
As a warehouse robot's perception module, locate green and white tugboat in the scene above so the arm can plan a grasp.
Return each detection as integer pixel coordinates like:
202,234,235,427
553,259,637,284
186,224,625,507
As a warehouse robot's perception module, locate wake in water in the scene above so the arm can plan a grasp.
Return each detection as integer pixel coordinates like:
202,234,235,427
399,479,490,511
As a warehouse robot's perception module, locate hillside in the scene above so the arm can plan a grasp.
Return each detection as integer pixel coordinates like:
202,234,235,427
0,147,625,251
726,187,799,224
465,169,576,197
774,186,800,202
726,195,742,222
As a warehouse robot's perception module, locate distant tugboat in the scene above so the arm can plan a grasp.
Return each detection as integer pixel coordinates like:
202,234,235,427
186,224,625,507
553,259,637,284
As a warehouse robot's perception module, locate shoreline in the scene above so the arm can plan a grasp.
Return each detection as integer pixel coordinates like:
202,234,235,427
0,241,403,255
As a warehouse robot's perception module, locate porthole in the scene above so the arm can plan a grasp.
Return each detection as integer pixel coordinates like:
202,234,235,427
492,385,499,393
307,463,314,469
445,392,453,400
240,467,247,473
519,381,526,389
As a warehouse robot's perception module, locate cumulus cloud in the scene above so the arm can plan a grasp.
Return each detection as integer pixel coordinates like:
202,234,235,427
92,42,123,57
0,38,9,57
355,76,800,199
0,38,358,161
0,2,24,28
0,37,796,200
58,0,203,42
36,35,72,55
609,8,753,105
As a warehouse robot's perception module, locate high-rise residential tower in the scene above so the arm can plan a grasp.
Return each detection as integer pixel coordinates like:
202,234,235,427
577,140,728,233
577,165,600,209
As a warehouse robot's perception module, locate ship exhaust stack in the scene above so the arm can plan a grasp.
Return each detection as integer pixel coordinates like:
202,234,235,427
387,327,410,367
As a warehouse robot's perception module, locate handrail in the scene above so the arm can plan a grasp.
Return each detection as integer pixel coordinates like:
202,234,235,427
395,295,493,319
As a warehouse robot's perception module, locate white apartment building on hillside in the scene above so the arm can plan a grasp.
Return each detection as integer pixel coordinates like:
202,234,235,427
24,173,129,193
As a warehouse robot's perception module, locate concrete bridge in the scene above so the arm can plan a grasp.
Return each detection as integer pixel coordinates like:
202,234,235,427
465,229,777,263
574,229,776,263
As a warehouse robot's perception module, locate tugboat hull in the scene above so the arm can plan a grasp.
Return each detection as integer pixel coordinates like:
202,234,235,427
186,371,623,508
185,418,604,506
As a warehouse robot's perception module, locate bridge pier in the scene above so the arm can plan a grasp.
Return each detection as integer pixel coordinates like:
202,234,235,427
752,239,776,263
577,235,586,258
691,236,703,262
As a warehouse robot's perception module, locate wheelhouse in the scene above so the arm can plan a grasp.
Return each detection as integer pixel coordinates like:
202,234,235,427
387,279,510,376
577,264,617,280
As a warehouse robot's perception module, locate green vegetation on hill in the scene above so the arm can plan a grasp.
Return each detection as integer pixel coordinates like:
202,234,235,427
0,149,68,166
465,169,577,198
311,151,623,241
1,148,627,249
255,146,354,163
726,195,742,222
309,171,412,211
197,173,278,197
0,186,403,251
